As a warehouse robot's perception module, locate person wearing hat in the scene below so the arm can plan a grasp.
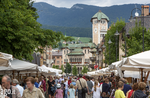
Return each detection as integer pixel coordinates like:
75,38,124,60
12,79,24,97
54,83,63,98
64,77,68,98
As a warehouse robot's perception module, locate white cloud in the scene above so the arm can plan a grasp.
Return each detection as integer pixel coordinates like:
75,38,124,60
34,0,150,8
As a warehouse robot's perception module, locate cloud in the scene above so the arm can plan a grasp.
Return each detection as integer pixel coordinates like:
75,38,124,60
34,0,150,8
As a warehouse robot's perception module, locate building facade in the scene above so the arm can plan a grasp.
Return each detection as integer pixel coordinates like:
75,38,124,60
52,50,62,68
62,43,96,74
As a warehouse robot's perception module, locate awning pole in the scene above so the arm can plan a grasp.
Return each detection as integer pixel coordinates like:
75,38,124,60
140,68,143,82
144,71,150,83
13,70,15,79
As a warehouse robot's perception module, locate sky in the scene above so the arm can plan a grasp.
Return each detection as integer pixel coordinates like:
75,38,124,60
34,0,150,8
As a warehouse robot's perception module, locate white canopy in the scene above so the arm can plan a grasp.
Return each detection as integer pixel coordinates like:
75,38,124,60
0,52,13,67
124,71,150,80
41,65,62,74
0,59,38,71
110,51,150,78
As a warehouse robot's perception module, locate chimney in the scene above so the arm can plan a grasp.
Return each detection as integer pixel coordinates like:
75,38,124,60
58,50,59,53
141,5,149,16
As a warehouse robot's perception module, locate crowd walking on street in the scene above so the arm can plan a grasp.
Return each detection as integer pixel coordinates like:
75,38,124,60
0,72,150,98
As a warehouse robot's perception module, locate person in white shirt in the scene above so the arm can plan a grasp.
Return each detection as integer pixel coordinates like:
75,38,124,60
38,77,42,87
91,81,101,98
12,79,24,96
64,77,68,98
59,76,64,83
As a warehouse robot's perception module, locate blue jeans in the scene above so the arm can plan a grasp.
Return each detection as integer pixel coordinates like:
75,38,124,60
65,89,68,98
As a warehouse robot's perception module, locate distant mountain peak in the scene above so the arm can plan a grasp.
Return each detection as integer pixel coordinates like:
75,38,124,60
71,4,84,9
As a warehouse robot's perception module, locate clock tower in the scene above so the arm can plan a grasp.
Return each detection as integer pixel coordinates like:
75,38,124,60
91,10,109,45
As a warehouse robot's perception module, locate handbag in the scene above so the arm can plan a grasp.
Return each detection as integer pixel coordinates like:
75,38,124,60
79,79,87,93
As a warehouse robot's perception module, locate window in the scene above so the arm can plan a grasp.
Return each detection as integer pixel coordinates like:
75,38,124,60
101,20,106,24
85,59,89,63
100,34,104,37
67,50,68,53
57,57,59,59
85,50,86,54
64,59,68,63
64,50,65,54
94,20,97,24
57,61,60,64
88,49,89,54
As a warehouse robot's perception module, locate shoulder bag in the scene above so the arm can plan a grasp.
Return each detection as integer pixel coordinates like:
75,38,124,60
79,79,87,93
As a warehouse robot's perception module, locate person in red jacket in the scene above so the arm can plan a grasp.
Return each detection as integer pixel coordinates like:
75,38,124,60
68,77,72,87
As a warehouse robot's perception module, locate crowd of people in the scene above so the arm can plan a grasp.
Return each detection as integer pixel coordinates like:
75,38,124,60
0,72,149,98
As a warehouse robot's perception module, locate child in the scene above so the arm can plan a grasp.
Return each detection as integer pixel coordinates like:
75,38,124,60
68,84,75,98
54,83,63,98
115,81,125,98
91,81,101,98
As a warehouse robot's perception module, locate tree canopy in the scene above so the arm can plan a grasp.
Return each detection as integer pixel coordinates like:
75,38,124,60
82,66,88,74
124,21,150,56
104,19,125,65
64,63,71,74
72,65,78,76
0,0,72,61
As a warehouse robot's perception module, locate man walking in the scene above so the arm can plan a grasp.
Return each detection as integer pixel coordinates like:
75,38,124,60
76,74,89,98
12,79,24,97
2,75,21,98
86,76,93,98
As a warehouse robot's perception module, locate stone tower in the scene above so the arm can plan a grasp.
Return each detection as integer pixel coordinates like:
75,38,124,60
91,10,109,45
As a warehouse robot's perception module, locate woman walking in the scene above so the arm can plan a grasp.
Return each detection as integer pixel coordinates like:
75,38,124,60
47,76,55,98
91,81,101,98
68,84,75,98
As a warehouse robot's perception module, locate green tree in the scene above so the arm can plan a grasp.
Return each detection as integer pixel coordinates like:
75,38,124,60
64,63,71,74
82,66,88,74
55,65,59,69
104,18,125,65
123,21,150,56
0,0,73,61
52,65,56,68
61,65,64,73
72,65,78,76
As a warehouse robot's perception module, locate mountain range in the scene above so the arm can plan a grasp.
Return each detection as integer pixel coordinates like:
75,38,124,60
33,2,150,37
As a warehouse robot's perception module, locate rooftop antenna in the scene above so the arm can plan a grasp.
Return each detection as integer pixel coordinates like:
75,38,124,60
135,5,139,16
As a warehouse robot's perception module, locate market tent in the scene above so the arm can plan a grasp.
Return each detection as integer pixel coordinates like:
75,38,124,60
124,71,150,80
0,52,13,67
41,65,62,74
0,59,38,71
114,51,150,79
124,51,150,67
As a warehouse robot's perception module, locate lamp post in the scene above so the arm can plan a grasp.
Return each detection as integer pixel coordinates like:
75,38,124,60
114,30,120,61
96,46,102,69
108,39,112,65
102,44,106,68
129,7,144,51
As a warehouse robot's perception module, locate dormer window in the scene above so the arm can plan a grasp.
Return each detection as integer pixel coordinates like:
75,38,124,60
101,20,106,24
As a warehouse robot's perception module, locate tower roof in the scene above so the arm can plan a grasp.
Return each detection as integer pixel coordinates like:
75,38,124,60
91,10,109,22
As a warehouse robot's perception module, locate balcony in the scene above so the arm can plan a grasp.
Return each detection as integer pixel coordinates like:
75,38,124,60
90,57,96,61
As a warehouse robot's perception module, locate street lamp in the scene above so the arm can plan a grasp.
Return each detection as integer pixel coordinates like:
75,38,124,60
96,46,102,70
108,39,112,65
114,30,120,61
102,44,106,67
129,7,144,52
